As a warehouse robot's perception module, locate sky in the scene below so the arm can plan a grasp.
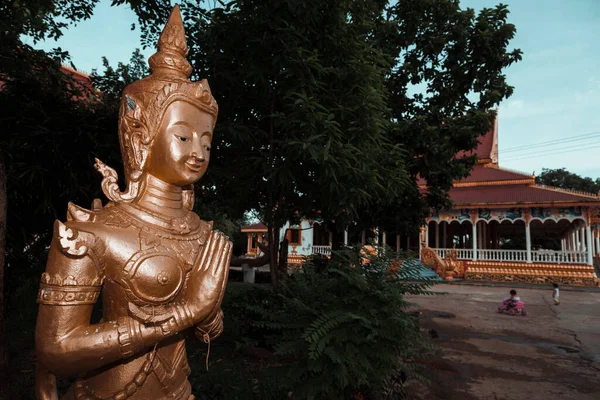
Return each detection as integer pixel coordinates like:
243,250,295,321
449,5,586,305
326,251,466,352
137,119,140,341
23,0,600,180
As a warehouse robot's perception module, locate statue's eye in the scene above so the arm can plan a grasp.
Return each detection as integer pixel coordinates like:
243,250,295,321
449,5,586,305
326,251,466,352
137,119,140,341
178,136,189,142
205,145,211,151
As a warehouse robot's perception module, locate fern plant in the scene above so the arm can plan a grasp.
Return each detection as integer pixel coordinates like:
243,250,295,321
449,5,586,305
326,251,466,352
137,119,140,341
245,245,438,399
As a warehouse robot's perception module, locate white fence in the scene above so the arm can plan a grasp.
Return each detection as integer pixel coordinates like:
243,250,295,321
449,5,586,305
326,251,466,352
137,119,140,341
532,250,587,264
435,248,473,260
433,248,587,264
477,249,527,262
312,245,332,256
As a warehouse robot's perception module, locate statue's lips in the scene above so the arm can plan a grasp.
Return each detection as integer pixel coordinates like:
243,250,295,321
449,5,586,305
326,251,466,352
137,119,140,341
185,161,203,172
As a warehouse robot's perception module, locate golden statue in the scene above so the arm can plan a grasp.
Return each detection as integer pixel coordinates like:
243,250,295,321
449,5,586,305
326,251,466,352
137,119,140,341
34,6,231,399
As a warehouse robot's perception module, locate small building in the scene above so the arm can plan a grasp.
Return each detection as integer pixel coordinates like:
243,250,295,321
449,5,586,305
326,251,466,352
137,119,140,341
240,220,333,264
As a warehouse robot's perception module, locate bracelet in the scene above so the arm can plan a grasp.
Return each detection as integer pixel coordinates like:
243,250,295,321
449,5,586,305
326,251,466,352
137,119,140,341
117,317,144,359
160,302,195,336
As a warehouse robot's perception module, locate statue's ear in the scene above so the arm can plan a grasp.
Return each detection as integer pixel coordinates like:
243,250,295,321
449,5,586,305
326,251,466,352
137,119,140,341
121,95,151,181
130,132,149,178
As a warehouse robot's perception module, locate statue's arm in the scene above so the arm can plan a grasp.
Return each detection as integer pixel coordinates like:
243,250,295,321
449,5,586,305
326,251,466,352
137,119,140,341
34,221,165,378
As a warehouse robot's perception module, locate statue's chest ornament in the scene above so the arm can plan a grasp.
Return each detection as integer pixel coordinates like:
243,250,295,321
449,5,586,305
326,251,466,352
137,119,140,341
121,248,189,305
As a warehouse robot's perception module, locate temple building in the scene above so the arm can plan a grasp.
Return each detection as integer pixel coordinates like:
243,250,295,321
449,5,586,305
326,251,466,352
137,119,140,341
420,120,600,286
242,121,600,286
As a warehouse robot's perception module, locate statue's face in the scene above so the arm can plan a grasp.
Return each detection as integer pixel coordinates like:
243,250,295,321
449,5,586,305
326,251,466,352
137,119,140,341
146,100,214,186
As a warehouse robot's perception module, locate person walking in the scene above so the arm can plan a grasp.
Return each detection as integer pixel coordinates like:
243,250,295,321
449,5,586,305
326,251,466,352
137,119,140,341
552,283,560,305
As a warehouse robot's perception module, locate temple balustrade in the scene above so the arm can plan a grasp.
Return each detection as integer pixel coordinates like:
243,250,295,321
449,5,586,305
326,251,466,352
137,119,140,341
432,247,588,264
312,245,332,256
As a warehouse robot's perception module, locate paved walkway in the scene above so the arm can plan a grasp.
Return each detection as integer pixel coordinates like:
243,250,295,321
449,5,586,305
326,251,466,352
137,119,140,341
405,284,600,400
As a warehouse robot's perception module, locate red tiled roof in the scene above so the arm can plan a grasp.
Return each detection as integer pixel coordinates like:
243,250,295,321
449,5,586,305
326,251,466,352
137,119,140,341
459,165,532,183
456,127,494,160
417,165,531,186
60,66,93,89
241,222,267,232
449,184,600,206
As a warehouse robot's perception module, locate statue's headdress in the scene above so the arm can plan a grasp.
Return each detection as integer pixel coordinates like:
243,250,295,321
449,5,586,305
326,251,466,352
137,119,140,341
95,5,218,205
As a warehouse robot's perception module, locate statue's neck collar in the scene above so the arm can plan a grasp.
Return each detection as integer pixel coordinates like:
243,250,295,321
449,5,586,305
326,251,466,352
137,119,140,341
134,174,186,218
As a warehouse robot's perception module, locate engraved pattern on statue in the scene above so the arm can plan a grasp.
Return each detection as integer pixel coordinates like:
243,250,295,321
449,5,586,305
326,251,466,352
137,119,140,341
37,273,102,306
152,341,191,395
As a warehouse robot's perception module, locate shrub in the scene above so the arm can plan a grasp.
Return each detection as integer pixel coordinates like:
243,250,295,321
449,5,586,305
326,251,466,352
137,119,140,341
246,246,438,399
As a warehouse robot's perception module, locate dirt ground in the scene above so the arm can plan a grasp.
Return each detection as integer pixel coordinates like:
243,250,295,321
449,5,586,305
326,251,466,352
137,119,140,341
404,284,600,400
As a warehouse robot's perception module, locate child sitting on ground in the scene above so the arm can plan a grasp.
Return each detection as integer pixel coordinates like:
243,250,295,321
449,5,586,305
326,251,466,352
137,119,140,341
504,289,520,309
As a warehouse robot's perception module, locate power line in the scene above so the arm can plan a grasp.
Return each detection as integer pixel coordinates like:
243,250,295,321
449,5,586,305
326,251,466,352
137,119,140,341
502,131,600,154
502,143,600,162
502,140,600,160
503,134,600,154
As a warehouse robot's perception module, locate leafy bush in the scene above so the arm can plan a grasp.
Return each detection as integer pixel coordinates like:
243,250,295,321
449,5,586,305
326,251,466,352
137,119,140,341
245,246,437,399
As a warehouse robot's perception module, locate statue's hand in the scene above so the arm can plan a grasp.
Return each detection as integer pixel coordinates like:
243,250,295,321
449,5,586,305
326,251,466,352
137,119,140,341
185,231,231,326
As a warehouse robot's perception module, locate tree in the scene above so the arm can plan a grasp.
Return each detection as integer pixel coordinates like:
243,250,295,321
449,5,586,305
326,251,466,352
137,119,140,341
126,0,412,284
120,0,521,283
373,0,521,235
536,168,600,194
0,0,103,394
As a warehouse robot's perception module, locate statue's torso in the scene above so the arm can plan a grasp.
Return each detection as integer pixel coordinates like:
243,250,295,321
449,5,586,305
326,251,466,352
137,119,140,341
68,203,211,400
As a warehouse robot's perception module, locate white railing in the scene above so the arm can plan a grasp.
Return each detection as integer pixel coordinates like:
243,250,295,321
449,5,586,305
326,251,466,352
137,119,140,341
532,250,587,264
312,245,332,256
477,249,527,262
434,248,473,260
432,248,588,264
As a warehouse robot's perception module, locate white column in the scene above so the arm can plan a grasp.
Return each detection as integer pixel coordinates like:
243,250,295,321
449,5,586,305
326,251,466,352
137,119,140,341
344,229,348,246
424,225,429,247
580,227,586,250
595,228,600,258
526,222,532,264
435,223,440,248
472,221,477,261
374,227,379,245
571,231,576,251
477,222,483,251
396,234,401,252
443,222,447,248
561,238,565,252
382,231,387,247
586,225,593,265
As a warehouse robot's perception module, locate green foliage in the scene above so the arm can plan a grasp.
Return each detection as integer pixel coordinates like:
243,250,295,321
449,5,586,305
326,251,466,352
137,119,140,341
121,0,521,240
374,0,522,232
91,48,149,101
127,0,411,236
243,247,437,399
536,167,600,194
1,0,99,43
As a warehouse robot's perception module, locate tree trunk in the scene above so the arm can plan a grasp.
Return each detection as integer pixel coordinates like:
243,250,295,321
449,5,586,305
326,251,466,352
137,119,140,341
0,151,8,398
278,236,289,279
267,224,279,287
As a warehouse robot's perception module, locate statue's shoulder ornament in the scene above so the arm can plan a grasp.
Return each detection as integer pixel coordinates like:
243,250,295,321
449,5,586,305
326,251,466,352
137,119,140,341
53,200,108,266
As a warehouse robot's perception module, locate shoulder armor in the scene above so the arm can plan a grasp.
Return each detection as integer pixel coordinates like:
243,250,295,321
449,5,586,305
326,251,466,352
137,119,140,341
54,220,96,258
67,202,93,222
66,199,103,222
